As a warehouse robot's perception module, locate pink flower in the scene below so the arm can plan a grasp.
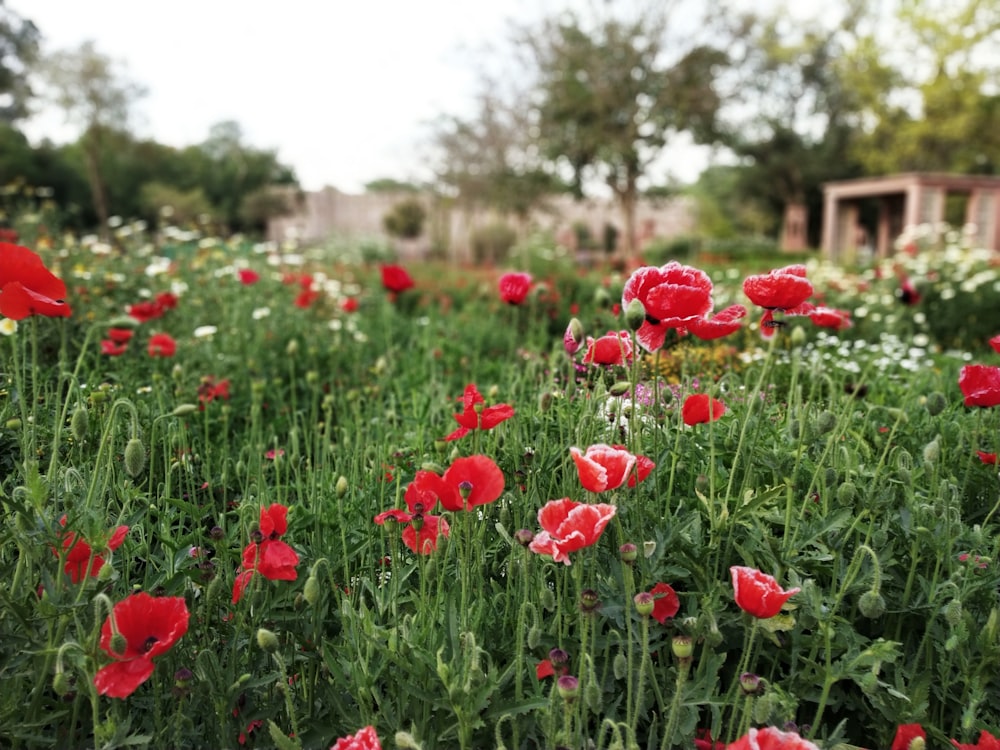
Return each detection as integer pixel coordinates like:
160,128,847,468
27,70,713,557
529,498,616,565
330,725,381,750
570,444,636,493
499,272,532,305
726,726,820,750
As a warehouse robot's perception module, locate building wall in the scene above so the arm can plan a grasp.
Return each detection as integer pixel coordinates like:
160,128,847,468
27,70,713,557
267,186,697,260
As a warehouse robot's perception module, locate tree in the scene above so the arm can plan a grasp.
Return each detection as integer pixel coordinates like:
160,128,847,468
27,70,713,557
42,40,146,231
525,5,726,261
0,1,40,123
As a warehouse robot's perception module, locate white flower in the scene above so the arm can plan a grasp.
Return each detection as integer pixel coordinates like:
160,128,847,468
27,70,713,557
193,326,218,339
0,318,18,336
252,307,271,320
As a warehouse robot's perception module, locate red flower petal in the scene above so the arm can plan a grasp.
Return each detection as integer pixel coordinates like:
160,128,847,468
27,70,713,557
442,455,505,510
730,565,800,619
260,503,289,538
743,264,813,310
650,582,680,623
959,365,1000,407
682,394,726,425
570,445,635,493
499,272,532,304
94,656,156,699
892,724,926,750
99,592,189,662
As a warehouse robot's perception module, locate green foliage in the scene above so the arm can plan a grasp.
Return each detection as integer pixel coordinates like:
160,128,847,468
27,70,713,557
0,2,40,122
383,198,427,240
139,181,214,227
470,222,517,264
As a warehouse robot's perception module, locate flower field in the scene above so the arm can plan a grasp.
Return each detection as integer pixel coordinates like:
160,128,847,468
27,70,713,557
1,222,999,750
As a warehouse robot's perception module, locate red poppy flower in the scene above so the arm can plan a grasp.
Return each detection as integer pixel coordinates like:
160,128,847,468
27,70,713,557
730,565,800,619
621,262,715,351
56,516,129,583
106,327,134,344
528,498,617,565
93,592,189,698
127,300,164,323
742,265,813,311
232,504,299,603
444,384,515,442
694,728,725,750
977,451,998,464
198,375,231,409
341,297,359,313
374,507,450,555
101,339,129,356
648,582,680,624
898,277,921,305
959,364,1000,407
156,292,178,310
148,332,176,357
892,724,926,750
330,725,382,750
499,272,532,305
535,659,556,680
295,288,320,308
727,726,820,750
807,305,852,331
614,445,655,488
381,264,414,293
990,334,1000,354
952,731,1000,750
0,243,72,320
683,304,748,340
410,455,505,512
682,394,726,425
570,444,636,493
582,331,633,366
237,268,260,285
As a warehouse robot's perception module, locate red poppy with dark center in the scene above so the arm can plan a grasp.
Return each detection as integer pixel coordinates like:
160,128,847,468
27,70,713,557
409,455,505,512
148,332,177,357
0,243,73,320
237,268,260,285
444,384,515,441
94,592,189,698
582,331,633,366
232,504,299,603
498,272,532,305
730,565,800,619
330,726,382,750
952,730,1000,750
381,264,415,293
56,515,129,583
959,364,1000,407
682,394,726,425
892,724,926,750
374,480,451,554
648,582,680,623
528,498,616,565
570,444,636,493
621,262,716,351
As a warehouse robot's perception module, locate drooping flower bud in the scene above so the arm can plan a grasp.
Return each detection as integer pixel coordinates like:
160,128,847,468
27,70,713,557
70,406,89,442
124,437,146,478
624,298,646,331
858,590,886,619
256,628,279,653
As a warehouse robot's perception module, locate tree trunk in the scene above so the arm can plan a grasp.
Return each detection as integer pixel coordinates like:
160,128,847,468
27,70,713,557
617,177,639,266
82,129,110,239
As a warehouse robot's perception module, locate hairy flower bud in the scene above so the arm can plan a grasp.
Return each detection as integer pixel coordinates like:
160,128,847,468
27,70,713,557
922,437,941,465
556,675,579,701
837,481,858,505
815,410,837,435
925,391,947,416
170,403,199,417
624,298,646,331
633,592,655,617
303,575,321,606
70,406,89,442
124,437,146,478
858,589,886,619
944,599,963,627
256,628,280,653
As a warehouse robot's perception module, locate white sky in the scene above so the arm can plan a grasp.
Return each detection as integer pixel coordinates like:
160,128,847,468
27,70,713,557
10,0,840,194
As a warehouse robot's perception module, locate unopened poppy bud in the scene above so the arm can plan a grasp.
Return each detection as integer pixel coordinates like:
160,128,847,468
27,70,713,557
70,406,89,442
944,599,963,627
420,461,445,474
174,667,194,687
5,417,22,429
837,481,857,505
305,370,319,384
527,625,541,650
53,671,72,696
548,647,569,667
303,575,321,606
557,675,579,701
671,635,693,660
335,475,349,497
789,325,807,347
613,652,627,680
457,481,473,500
858,589,886,619
433,439,448,453
109,632,127,657
286,339,299,356
564,317,585,355
170,403,199,417
97,562,115,582
124,437,146,478
594,287,611,307
514,529,534,547
624,298,646,331
739,672,762,696
922,437,940,465
540,586,556,611
815,410,837,435
256,628,279,653
538,391,553,412
619,543,638,564
633,592,655,617
608,381,632,397
925,391,947,416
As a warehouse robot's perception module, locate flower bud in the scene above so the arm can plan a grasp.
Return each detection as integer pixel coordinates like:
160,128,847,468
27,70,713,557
671,635,693,660
837,481,857,505
608,381,632,397
580,588,601,614
858,590,886,619
548,648,569,667
526,625,541,650
613,652,627,680
124,437,146,478
943,599,963,627
624,298,646,331
53,671,72,697
514,529,534,547
564,318,585,355
256,628,280,653
286,339,299,356
70,406,89,442
922,437,940,465
925,391,947,416
540,586,556,612
109,632,128,657
815,410,837,435
335,475,349,497
619,543,638,564
170,403,199,417
303,575,321,606
789,325,807,347
538,391,553,412
739,672,762,696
